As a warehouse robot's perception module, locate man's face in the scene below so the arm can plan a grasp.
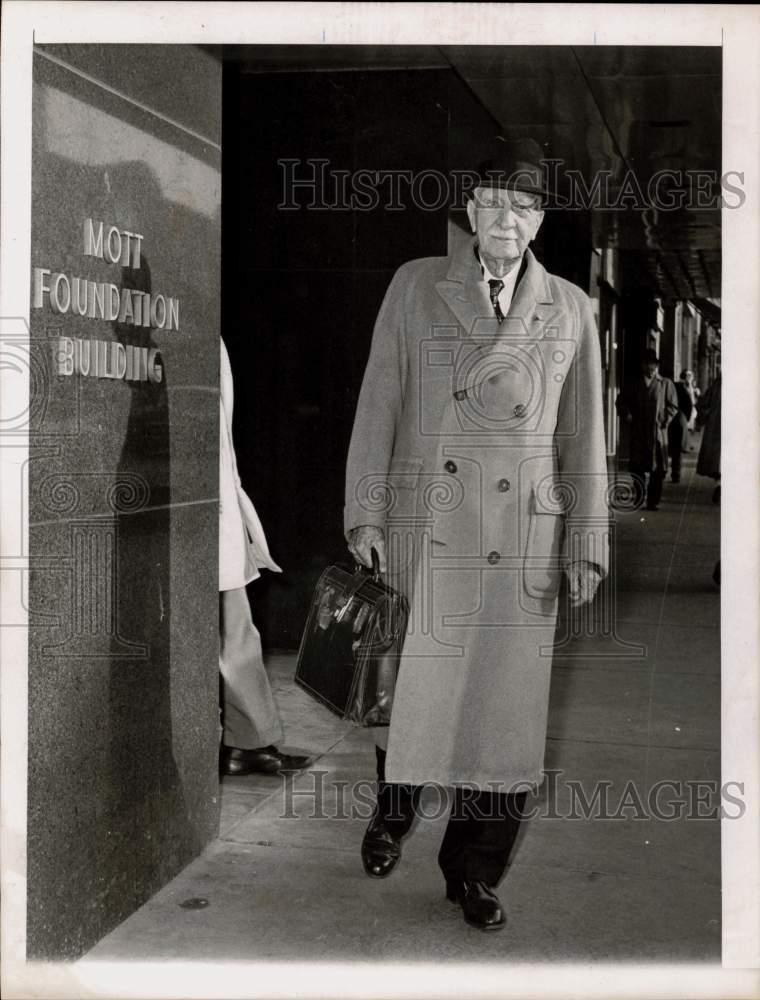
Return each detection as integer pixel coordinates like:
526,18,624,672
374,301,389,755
467,186,544,264
642,361,658,379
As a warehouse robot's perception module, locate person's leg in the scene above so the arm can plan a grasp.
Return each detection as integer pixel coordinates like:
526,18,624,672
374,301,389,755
439,788,528,931
648,469,665,509
361,743,420,877
460,790,527,886
437,786,471,887
647,441,668,510
629,464,647,509
668,419,683,482
373,726,388,752
219,587,283,750
438,788,527,887
374,744,419,834
670,447,681,482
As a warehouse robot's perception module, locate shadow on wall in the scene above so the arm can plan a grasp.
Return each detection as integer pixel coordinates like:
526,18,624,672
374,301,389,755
27,150,219,959
110,240,201,924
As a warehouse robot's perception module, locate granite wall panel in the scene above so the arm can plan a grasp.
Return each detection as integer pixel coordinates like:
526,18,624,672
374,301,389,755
26,45,221,959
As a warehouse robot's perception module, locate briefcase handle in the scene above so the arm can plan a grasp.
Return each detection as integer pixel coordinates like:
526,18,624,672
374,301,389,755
369,546,381,582
352,546,381,584
334,550,385,626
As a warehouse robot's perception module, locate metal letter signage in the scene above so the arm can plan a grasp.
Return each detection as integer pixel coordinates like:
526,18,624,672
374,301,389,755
32,219,179,383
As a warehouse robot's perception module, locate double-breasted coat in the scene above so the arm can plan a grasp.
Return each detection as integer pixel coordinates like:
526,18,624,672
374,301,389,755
345,243,610,791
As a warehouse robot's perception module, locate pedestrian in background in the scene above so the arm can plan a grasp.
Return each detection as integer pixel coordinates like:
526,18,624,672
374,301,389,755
697,371,721,504
219,338,312,776
697,371,721,587
616,349,679,510
668,369,695,483
684,369,700,439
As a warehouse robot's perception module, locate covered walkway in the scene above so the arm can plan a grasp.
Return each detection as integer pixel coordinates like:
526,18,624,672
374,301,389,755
83,449,720,966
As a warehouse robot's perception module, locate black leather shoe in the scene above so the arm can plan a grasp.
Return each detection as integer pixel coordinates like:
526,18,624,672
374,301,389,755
220,745,311,776
361,810,402,878
446,879,506,931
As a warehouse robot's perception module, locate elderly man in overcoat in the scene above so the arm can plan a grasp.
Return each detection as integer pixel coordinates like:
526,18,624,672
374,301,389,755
344,139,610,931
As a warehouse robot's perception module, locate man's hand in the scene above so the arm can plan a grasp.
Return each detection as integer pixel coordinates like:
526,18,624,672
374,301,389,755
566,560,603,607
347,525,387,573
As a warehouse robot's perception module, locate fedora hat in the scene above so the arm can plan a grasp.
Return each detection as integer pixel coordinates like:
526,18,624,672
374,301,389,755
475,136,549,198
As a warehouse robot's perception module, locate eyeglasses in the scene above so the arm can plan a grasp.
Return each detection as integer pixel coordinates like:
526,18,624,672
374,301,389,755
473,189,542,216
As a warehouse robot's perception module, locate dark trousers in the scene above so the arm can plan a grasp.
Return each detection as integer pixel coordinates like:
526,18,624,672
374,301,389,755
630,464,665,508
437,786,528,885
668,414,688,481
669,447,682,482
375,747,527,886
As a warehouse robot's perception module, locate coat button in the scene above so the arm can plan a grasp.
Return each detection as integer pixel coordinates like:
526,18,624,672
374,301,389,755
487,550,501,565
444,460,458,474
497,478,511,492
513,403,527,417
453,389,467,401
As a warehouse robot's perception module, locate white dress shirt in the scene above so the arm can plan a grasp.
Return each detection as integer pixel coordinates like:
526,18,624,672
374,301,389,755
478,251,521,317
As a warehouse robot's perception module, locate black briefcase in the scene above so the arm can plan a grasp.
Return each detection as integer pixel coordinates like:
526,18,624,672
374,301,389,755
295,554,409,726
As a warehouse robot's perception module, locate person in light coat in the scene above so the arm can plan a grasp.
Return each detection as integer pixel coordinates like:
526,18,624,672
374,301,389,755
219,338,310,775
344,139,609,931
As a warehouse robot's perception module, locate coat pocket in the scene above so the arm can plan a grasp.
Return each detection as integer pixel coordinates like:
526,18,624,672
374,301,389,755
523,511,565,599
387,457,423,518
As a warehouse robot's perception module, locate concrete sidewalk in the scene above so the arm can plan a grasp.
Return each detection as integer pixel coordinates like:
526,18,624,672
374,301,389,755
82,452,721,965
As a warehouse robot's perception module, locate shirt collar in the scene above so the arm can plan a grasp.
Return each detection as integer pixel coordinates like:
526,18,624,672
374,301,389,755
474,245,523,294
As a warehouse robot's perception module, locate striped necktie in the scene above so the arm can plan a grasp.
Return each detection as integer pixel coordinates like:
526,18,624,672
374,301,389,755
488,279,505,322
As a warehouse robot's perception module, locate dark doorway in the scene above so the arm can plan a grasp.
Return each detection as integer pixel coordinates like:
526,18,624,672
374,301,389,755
222,52,471,648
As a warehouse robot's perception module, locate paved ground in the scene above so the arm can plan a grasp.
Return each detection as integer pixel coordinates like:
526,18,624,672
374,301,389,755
82,450,721,967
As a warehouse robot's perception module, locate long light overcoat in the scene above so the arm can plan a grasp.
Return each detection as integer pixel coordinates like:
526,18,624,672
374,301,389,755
345,243,610,791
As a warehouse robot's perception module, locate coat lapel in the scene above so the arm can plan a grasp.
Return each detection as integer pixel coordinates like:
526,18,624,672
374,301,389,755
435,243,555,392
434,246,500,342
497,249,555,339
436,245,555,340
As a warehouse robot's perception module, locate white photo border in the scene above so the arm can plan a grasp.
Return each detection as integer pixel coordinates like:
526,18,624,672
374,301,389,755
1,2,758,997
